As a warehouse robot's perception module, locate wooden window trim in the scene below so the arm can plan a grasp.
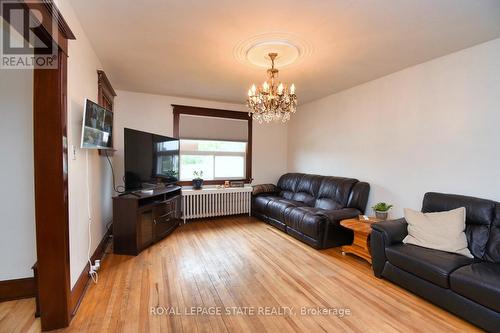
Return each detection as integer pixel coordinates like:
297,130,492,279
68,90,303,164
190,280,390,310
172,105,253,185
97,70,117,156
97,70,117,109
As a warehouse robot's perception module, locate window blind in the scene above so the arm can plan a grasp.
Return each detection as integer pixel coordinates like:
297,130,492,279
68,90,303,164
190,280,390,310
179,114,248,141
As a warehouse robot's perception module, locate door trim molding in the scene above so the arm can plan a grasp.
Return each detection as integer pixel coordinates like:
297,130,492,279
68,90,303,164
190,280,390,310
0,278,35,302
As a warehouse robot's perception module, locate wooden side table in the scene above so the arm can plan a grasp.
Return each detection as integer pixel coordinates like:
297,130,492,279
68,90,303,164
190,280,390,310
340,217,380,264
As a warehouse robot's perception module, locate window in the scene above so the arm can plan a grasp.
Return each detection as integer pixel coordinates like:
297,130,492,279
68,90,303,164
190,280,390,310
173,105,253,185
154,140,179,181
179,139,247,180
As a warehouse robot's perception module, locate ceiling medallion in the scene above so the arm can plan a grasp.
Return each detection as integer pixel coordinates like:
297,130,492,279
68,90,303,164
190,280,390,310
246,52,297,124
233,32,312,69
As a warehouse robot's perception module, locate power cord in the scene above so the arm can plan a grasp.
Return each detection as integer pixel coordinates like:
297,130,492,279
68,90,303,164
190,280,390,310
86,150,99,283
86,150,122,282
104,149,126,194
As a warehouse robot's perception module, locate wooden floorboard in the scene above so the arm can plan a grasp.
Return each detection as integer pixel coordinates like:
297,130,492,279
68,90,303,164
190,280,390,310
0,216,481,332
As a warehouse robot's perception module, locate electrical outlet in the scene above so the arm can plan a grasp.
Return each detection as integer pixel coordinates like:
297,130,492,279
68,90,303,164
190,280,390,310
71,145,77,160
90,260,101,273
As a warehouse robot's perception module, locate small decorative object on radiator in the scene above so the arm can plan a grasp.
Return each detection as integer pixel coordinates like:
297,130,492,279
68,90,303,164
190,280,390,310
230,181,245,188
192,170,204,190
224,180,230,188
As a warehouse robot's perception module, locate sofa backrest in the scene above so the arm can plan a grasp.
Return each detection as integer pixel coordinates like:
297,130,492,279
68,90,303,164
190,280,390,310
484,204,500,263
315,177,358,210
277,173,304,200
292,174,323,206
276,173,369,213
422,192,497,261
347,182,371,213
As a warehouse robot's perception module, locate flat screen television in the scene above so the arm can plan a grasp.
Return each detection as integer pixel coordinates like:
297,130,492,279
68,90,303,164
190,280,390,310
81,99,113,149
124,128,179,190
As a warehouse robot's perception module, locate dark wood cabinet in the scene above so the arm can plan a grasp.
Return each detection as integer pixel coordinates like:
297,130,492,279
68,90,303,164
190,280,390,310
137,210,154,250
153,195,181,242
112,186,182,255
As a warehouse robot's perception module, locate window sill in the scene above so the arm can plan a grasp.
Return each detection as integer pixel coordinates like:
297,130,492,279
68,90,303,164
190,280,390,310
177,179,251,186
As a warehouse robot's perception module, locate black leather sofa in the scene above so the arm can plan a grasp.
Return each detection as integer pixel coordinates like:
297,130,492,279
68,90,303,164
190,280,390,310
371,192,500,332
252,173,370,249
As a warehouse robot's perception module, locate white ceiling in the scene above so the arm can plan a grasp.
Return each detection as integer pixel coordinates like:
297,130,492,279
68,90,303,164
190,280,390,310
68,0,500,104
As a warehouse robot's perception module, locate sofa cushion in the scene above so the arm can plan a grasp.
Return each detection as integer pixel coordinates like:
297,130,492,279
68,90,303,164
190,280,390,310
422,192,496,259
403,207,472,258
266,199,302,221
385,244,474,288
252,184,277,196
315,177,357,210
315,199,343,211
484,204,500,263
450,262,500,312
285,206,327,239
277,173,304,200
252,195,281,215
292,174,323,207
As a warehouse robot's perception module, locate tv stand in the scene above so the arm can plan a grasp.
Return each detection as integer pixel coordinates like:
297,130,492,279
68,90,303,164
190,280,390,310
118,191,140,197
112,185,182,255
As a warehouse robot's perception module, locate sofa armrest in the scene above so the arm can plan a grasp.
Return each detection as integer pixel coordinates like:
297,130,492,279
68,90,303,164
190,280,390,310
371,218,408,244
320,208,361,222
252,184,277,196
316,208,361,248
370,218,408,277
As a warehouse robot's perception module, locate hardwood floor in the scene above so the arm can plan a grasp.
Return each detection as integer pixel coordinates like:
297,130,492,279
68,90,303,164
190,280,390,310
1,216,480,332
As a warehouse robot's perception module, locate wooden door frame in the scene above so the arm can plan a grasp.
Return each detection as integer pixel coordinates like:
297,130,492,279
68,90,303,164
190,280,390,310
32,2,75,330
2,1,76,330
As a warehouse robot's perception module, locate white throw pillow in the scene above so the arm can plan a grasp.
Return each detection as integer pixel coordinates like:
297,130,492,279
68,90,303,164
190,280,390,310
403,207,473,258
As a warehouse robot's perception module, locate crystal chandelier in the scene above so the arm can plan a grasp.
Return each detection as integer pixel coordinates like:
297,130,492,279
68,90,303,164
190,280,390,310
246,53,297,123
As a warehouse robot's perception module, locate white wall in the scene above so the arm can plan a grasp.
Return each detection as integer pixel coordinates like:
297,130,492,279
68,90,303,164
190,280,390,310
55,0,113,288
287,38,500,219
113,90,288,187
0,20,35,280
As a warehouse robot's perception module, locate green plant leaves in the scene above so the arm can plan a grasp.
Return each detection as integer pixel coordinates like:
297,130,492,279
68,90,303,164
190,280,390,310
372,202,393,212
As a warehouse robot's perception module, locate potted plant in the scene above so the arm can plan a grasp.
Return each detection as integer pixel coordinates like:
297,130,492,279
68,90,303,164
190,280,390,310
372,202,393,220
192,170,204,190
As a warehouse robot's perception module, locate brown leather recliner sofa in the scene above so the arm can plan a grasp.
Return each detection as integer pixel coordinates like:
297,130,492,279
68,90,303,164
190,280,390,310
252,173,370,249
